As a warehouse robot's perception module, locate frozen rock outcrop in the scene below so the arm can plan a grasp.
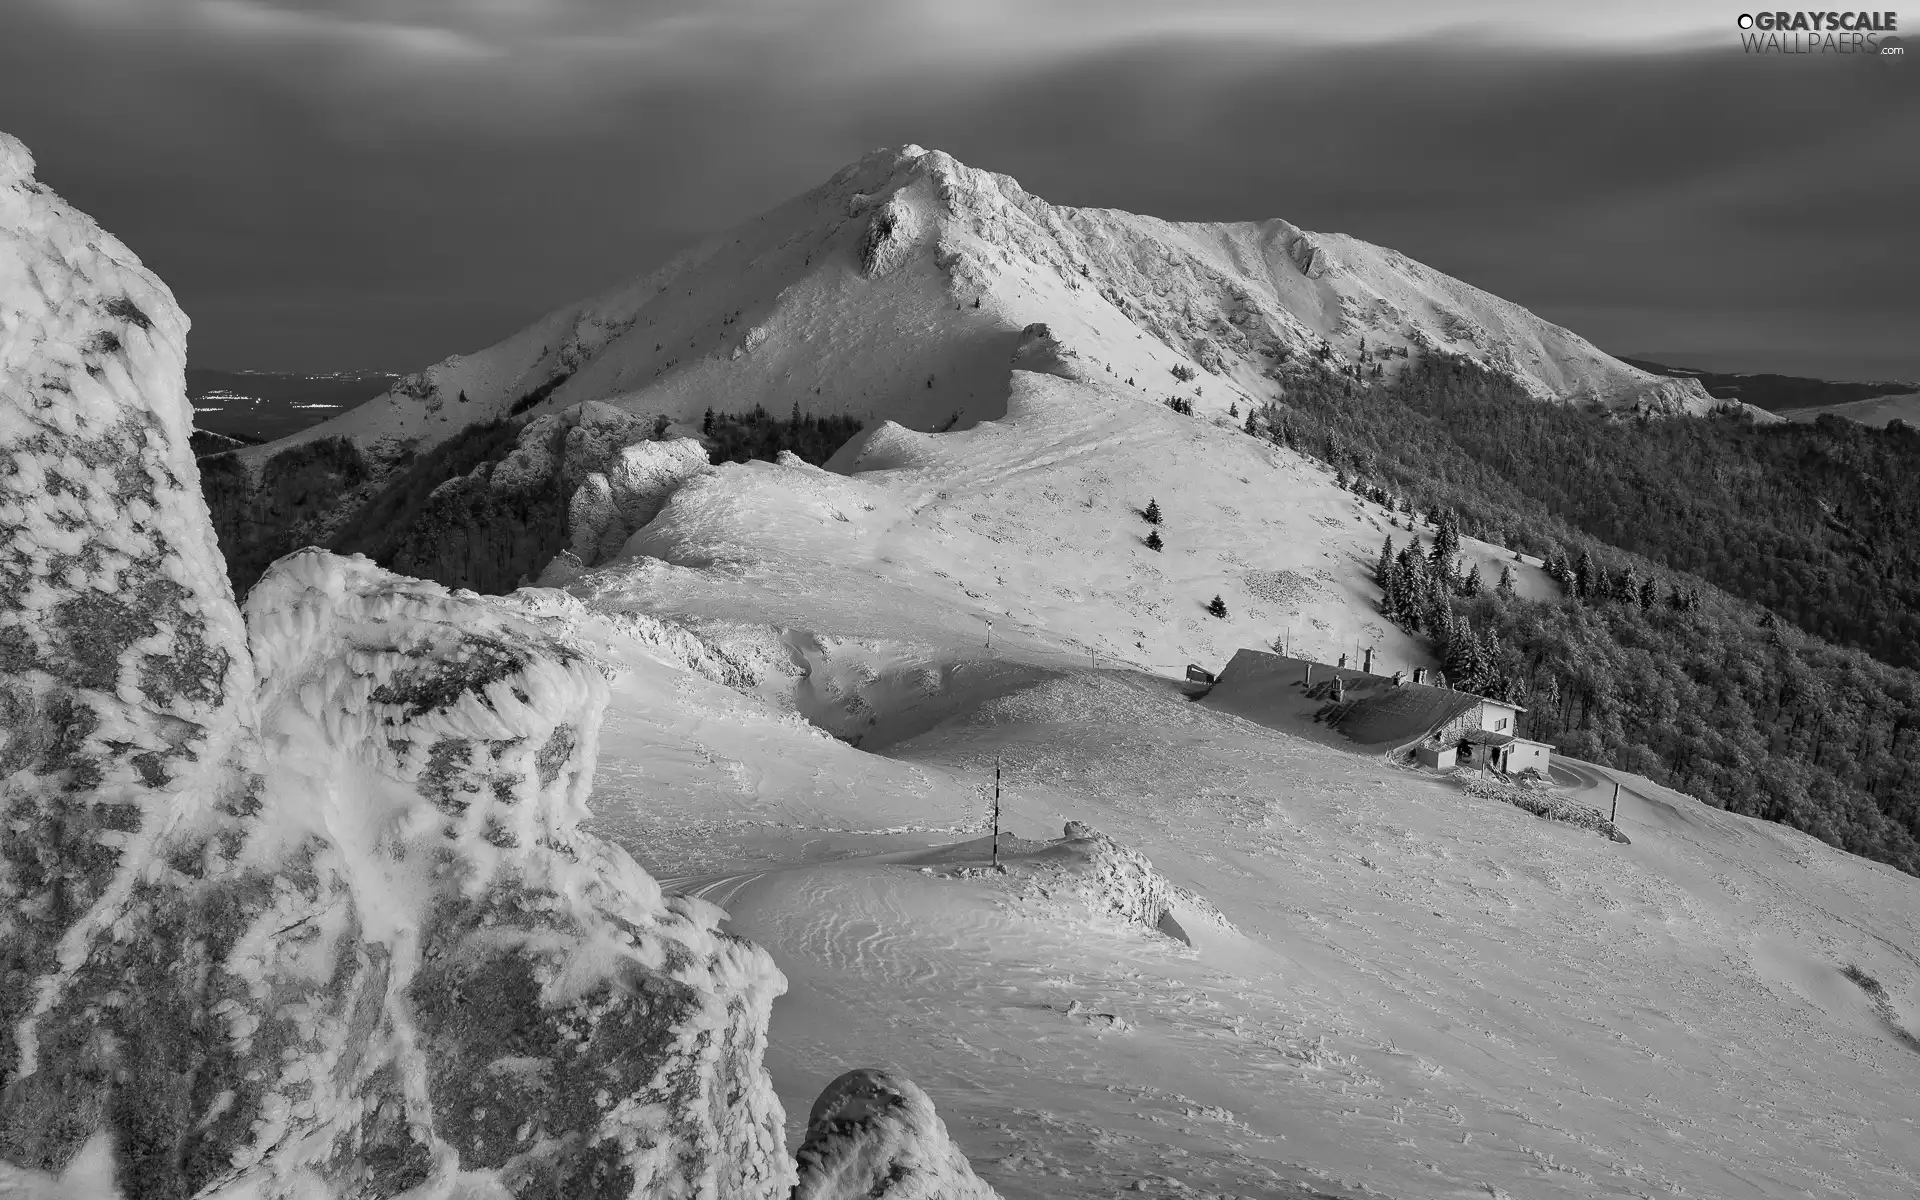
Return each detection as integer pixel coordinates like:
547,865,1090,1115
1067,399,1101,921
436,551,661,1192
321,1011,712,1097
1007,321,1090,383
792,1069,999,1200
857,190,921,279
568,436,713,566
0,132,794,1199
387,400,683,590
2,128,262,1188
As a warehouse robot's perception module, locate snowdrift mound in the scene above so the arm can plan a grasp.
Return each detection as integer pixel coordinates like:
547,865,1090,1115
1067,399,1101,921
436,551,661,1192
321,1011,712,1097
911,822,1220,948
792,1069,1000,1200
0,135,793,1199
1041,821,1181,934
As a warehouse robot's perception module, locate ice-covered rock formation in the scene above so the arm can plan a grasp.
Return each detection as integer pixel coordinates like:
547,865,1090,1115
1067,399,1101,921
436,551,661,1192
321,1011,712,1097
567,435,713,566
2,129,262,1187
378,401,699,592
0,131,792,1199
792,1070,999,1200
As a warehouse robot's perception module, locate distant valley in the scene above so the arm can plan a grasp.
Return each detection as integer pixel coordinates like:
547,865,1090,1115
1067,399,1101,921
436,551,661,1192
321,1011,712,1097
186,365,397,453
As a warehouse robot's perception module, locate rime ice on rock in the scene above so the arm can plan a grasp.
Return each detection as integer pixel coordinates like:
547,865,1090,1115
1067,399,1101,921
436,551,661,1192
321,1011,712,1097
792,1069,1000,1200
0,131,793,1200
575,436,712,565
2,127,259,1183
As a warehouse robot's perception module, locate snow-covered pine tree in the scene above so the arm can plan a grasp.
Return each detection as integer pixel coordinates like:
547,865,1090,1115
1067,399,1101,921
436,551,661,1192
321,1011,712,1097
1461,562,1483,598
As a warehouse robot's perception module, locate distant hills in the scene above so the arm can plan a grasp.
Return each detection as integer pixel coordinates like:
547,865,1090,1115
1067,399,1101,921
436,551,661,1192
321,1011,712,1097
1620,355,1917,416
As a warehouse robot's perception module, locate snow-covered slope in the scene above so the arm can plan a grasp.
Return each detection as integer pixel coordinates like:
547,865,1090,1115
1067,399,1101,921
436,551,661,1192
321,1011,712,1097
221,145,1724,559
524,552,1920,1200
554,366,1544,698
505,306,1915,1197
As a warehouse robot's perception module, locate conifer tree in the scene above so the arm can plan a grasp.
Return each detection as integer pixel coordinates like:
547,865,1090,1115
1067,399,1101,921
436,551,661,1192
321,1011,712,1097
702,406,715,436
1207,595,1228,618
1573,550,1595,600
1461,561,1483,597
1143,498,1162,525
1639,578,1658,611
1146,529,1163,552
1428,513,1460,575
1496,563,1516,599
1376,535,1395,583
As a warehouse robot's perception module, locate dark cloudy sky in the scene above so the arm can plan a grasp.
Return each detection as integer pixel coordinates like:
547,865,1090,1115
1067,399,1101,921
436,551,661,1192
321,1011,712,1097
4,1,1915,381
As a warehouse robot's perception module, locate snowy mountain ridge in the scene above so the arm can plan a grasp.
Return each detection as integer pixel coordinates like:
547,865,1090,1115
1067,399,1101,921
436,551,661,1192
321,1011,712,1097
238,144,1727,484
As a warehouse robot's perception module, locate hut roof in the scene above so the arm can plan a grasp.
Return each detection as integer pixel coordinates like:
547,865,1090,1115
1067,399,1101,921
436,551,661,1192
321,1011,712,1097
1203,649,1482,752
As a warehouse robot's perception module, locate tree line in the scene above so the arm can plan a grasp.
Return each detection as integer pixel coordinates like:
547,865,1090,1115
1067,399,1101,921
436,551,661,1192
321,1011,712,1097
1239,355,1920,876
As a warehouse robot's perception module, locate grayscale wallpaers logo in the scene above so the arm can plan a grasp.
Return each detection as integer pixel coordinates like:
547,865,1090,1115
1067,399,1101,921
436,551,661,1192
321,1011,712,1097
1736,10,1902,55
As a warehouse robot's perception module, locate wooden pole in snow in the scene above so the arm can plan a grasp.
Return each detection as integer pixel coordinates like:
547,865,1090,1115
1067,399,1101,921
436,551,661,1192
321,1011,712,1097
992,762,1002,869
1610,781,1619,824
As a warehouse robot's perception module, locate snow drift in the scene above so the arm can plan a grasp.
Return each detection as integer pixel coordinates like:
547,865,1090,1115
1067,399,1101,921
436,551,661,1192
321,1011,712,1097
0,130,794,1199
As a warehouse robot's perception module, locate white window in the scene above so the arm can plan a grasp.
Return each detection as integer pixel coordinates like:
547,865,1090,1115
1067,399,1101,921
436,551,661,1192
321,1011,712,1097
1495,717,1508,731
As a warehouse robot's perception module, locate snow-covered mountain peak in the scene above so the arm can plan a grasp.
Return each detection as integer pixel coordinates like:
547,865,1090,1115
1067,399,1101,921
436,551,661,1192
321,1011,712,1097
0,132,34,183
240,143,1736,491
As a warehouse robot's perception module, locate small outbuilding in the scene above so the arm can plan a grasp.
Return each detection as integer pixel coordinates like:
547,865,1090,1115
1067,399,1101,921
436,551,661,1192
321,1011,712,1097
1415,743,1457,770
1456,728,1554,775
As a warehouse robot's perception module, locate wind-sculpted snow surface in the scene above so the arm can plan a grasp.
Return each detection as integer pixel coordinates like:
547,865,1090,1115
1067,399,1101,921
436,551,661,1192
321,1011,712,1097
0,134,793,1200
792,1070,1000,1200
